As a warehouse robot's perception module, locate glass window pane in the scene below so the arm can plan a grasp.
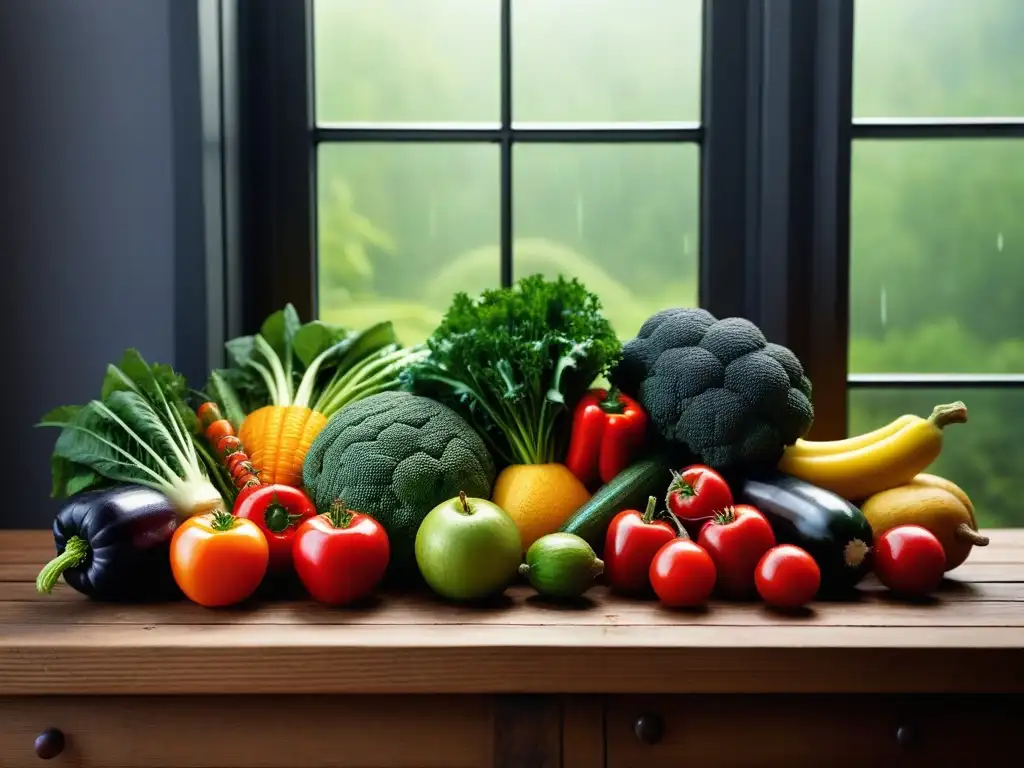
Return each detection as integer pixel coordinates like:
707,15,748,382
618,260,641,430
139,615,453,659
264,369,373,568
848,388,1023,528
313,0,499,123
317,144,499,344
513,144,699,340
854,0,1024,117
849,140,1024,374
512,0,702,123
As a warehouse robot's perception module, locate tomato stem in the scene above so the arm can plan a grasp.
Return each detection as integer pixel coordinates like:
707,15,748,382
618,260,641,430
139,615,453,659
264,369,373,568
326,500,354,529
665,471,695,515
664,509,690,540
210,510,237,532
641,495,658,524
264,497,305,534
713,506,736,526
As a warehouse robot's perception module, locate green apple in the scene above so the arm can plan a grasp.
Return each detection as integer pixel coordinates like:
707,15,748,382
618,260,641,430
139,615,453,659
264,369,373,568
415,491,523,601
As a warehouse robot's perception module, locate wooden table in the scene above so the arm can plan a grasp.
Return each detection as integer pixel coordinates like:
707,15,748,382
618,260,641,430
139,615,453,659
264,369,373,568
1,529,1022,767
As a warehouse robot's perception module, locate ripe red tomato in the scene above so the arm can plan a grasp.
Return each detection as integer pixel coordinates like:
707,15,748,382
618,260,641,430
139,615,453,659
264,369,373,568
873,525,945,596
755,545,820,608
233,484,318,574
649,538,717,608
293,504,390,605
604,496,677,594
666,464,734,538
697,505,776,598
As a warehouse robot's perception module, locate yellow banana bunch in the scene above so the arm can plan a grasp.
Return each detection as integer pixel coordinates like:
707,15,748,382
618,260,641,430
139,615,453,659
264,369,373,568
778,402,967,501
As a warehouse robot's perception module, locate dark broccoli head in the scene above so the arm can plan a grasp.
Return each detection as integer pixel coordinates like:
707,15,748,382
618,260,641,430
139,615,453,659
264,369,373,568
611,308,813,470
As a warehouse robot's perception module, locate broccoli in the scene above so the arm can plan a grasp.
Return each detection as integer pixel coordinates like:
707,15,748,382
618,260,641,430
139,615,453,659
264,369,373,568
612,308,814,470
302,391,496,577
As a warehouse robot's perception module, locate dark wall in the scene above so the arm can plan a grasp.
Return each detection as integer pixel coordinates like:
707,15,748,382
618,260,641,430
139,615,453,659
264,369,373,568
0,0,207,528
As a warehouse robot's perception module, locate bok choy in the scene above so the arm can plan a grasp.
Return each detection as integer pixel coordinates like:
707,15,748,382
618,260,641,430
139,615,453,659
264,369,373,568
39,349,230,519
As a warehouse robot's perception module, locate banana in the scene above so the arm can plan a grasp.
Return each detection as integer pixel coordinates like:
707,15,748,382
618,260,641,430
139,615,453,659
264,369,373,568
785,413,917,458
778,401,968,501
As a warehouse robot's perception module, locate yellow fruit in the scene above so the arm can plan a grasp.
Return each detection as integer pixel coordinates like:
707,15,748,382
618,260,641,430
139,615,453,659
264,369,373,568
491,463,591,550
777,401,967,501
910,473,977,528
860,483,989,572
785,414,916,458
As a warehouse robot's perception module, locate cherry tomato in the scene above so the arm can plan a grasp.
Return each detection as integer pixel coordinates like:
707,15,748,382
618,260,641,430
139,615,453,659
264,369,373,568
231,459,258,484
197,402,223,429
225,452,250,476
170,511,269,607
755,545,820,608
234,473,261,491
649,537,717,608
233,484,318,573
603,496,676,594
666,464,734,538
216,434,243,456
293,503,390,605
697,505,776,599
873,525,945,596
206,419,235,443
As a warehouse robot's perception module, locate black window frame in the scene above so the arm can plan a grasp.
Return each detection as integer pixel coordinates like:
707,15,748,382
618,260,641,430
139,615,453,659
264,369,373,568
200,0,1023,443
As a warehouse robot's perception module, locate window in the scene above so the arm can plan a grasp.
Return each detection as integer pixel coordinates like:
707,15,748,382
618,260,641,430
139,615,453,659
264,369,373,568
234,0,1024,527
849,0,1024,527
311,0,704,344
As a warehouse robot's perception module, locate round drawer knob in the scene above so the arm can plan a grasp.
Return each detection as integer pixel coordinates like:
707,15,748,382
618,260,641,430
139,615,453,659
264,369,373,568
34,728,65,760
896,724,917,749
634,713,664,745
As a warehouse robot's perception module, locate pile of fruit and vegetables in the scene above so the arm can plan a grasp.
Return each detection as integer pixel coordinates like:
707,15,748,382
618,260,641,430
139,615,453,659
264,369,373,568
35,276,988,610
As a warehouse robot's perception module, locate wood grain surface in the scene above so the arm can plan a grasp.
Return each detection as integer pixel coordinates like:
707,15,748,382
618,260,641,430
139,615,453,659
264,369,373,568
2,529,1022,696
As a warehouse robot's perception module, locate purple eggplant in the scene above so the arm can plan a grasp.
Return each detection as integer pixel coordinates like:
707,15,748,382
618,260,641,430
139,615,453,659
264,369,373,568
36,485,181,601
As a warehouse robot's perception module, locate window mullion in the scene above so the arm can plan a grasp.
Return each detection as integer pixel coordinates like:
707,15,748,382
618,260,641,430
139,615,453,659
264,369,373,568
748,0,854,440
699,0,759,320
237,0,316,328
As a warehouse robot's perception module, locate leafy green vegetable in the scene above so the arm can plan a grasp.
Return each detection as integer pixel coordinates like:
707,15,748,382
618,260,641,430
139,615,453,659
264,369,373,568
402,274,621,466
39,349,230,517
205,304,428,421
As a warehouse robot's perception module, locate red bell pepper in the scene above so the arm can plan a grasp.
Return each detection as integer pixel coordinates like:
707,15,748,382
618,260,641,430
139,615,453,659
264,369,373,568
232,484,317,574
565,387,648,489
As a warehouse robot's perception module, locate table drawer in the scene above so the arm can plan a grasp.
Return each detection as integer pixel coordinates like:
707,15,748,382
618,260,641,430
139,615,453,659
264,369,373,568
0,695,493,768
608,694,1022,768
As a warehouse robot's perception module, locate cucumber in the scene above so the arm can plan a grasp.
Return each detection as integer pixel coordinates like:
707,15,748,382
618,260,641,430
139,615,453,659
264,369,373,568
559,455,674,551
734,470,873,593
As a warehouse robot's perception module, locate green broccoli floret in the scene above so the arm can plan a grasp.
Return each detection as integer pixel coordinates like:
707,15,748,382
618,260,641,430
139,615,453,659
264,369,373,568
612,308,814,470
302,391,496,577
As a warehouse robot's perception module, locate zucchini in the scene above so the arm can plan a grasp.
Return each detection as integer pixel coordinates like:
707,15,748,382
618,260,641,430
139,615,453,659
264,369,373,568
735,471,873,593
560,455,674,551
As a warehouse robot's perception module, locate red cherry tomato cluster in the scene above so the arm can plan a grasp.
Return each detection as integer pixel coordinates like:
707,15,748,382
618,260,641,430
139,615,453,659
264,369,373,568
603,464,823,609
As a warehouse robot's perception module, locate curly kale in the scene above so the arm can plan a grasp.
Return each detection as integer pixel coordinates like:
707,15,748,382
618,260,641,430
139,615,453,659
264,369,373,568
612,308,814,470
402,274,621,466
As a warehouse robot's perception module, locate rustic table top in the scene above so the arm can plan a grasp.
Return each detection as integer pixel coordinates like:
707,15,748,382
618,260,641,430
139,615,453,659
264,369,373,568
1,529,1021,697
